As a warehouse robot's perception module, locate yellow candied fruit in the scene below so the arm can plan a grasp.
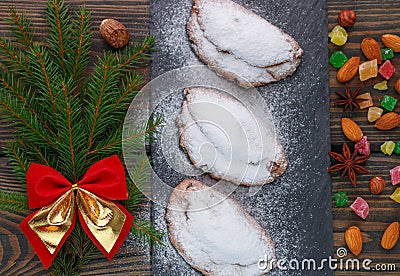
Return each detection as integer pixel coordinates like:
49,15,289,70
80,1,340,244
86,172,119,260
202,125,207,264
381,141,396,155
373,80,388,91
390,187,400,203
331,34,347,46
329,25,348,37
329,25,348,46
367,107,383,122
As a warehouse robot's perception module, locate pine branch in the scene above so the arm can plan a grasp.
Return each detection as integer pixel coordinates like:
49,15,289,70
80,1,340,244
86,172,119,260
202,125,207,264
0,190,28,211
31,144,51,166
131,220,164,247
32,45,57,113
5,140,55,184
0,1,163,273
62,82,77,181
0,97,56,148
113,71,142,108
14,139,52,168
4,143,28,182
84,52,120,151
125,156,164,247
51,223,99,276
27,44,59,113
69,5,91,82
88,127,142,156
116,36,155,70
0,74,54,135
0,36,32,76
124,155,149,213
89,119,161,156
46,0,71,76
125,178,143,213
70,223,98,268
6,8,34,48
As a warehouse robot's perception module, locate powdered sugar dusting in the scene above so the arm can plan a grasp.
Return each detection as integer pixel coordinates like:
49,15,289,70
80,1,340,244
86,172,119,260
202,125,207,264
196,0,293,67
179,87,286,185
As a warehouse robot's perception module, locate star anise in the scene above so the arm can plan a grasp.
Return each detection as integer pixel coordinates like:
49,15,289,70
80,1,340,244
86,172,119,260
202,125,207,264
328,143,370,186
335,83,367,111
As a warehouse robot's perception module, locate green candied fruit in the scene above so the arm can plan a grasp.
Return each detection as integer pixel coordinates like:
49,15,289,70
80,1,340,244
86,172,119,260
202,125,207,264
381,48,394,61
381,95,398,112
329,51,348,69
334,192,348,207
395,141,400,155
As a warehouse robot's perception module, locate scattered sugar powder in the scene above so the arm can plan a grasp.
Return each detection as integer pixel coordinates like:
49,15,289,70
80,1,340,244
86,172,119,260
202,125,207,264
150,0,331,275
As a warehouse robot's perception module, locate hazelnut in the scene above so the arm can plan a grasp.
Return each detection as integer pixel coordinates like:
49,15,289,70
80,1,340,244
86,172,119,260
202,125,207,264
369,176,386,195
338,10,356,27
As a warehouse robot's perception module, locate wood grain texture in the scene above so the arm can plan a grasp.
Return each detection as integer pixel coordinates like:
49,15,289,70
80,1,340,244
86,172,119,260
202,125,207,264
0,0,152,275
329,0,400,274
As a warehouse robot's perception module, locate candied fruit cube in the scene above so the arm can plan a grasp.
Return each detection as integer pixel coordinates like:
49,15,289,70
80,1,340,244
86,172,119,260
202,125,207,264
373,80,388,91
350,197,369,219
390,166,400,185
381,48,394,61
368,107,383,122
334,192,348,207
356,93,373,109
359,59,378,81
381,95,398,111
381,141,396,155
329,25,348,46
329,51,348,69
390,187,400,203
355,136,370,155
331,34,347,46
379,60,396,80
394,141,400,155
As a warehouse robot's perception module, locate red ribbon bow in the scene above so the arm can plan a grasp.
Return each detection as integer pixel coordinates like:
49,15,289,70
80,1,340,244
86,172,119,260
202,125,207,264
20,155,133,269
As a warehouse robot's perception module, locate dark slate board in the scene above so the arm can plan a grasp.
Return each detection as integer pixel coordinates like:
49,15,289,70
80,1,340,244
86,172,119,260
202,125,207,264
150,0,332,275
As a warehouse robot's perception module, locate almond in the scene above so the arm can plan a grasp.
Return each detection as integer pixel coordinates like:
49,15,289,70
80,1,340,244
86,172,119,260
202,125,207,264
369,176,386,195
381,222,399,250
337,57,360,83
342,118,363,142
345,226,362,256
375,112,400,130
382,34,400,52
395,78,400,94
361,38,382,64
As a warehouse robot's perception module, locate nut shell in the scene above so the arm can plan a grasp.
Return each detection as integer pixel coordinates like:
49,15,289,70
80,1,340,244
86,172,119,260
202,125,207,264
345,226,362,256
100,18,130,48
369,176,386,195
381,222,399,250
338,10,356,27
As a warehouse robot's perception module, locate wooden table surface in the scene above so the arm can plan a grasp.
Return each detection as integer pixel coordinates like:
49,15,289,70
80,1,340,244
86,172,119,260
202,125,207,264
2,0,400,275
329,0,400,274
0,0,152,275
